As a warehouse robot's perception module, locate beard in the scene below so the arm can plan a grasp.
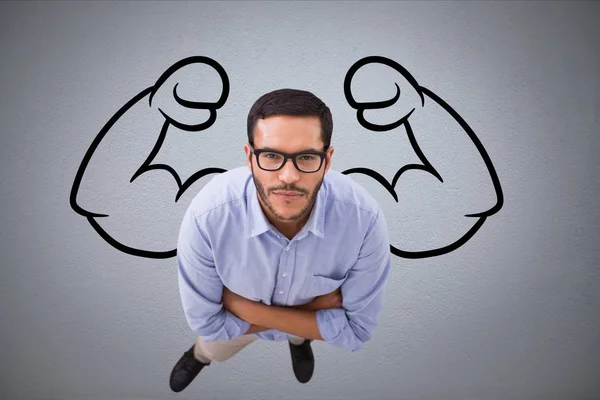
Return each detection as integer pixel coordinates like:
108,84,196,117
252,166,324,222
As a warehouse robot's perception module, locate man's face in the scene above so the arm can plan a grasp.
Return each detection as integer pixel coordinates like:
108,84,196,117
244,115,334,223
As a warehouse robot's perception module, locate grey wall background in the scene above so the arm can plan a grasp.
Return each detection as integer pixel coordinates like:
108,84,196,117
1,1,599,400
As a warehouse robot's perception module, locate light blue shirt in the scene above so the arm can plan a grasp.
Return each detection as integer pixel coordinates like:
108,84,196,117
176,166,391,352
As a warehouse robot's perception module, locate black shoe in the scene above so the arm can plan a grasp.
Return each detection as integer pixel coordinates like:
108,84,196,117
288,339,314,383
169,344,210,393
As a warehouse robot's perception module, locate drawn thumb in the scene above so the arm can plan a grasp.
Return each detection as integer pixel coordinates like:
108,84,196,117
148,56,230,132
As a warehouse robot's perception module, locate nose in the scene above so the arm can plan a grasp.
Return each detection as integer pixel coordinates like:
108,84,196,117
278,158,300,184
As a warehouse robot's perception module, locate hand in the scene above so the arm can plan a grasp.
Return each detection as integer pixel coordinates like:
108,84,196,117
303,288,343,311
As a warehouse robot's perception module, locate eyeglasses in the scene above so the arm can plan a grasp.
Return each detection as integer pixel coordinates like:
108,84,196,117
249,145,328,173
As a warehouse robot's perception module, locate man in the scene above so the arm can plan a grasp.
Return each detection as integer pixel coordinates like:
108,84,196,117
169,88,391,393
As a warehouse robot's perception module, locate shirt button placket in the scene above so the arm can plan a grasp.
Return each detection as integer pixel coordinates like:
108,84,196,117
277,242,294,304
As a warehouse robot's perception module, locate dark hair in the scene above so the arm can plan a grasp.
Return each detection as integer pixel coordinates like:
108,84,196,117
247,88,333,149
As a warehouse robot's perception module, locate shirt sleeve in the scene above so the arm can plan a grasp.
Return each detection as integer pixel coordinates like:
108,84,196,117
315,208,391,351
176,206,250,342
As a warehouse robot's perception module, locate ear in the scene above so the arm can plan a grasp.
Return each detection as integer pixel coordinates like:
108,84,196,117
244,144,253,171
324,146,334,174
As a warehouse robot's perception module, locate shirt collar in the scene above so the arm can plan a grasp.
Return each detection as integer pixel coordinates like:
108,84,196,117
246,182,270,238
302,180,326,239
246,178,328,239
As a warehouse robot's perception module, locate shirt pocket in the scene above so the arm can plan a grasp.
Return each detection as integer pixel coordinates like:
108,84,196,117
303,274,345,298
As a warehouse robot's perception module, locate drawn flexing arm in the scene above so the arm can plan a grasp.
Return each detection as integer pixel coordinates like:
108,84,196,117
70,57,229,259
344,56,503,259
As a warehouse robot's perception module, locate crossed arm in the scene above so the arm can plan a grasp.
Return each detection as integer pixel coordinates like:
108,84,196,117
177,207,391,351
221,287,342,340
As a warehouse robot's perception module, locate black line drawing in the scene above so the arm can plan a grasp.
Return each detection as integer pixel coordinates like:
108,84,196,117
70,55,503,260
70,56,229,259
342,56,503,259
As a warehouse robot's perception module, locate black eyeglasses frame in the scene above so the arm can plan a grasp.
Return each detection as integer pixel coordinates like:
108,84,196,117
248,144,329,173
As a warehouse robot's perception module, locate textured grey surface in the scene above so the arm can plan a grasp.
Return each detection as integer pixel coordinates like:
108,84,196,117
1,1,599,399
